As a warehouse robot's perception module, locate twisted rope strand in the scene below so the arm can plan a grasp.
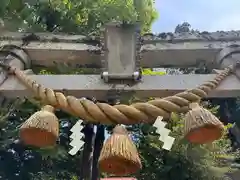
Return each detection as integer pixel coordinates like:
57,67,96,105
8,66,231,125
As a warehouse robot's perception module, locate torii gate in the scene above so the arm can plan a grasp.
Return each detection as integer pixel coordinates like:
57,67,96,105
0,23,240,177
1,24,240,99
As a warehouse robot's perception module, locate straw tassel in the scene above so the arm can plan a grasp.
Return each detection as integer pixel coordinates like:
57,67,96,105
19,105,59,147
184,103,224,144
98,125,142,176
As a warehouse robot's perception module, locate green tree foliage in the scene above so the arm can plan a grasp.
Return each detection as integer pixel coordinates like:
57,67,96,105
0,99,83,179
132,113,237,180
0,0,158,34
141,68,166,75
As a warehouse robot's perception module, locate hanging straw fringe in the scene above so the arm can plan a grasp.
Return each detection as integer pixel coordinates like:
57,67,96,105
184,103,224,144
99,125,142,176
19,105,59,147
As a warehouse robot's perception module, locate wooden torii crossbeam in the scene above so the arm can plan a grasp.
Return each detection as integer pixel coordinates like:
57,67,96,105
0,23,240,101
1,74,240,99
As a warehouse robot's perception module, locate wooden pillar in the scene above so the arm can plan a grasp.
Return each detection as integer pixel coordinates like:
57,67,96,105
79,123,95,180
92,125,105,180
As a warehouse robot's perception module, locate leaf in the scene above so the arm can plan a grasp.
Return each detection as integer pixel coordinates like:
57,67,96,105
36,145,68,160
141,68,166,75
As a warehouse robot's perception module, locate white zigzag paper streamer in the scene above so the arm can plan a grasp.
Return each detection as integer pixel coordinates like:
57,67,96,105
153,116,175,151
68,120,85,156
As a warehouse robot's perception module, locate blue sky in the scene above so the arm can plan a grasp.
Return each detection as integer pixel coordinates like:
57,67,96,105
152,0,240,33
